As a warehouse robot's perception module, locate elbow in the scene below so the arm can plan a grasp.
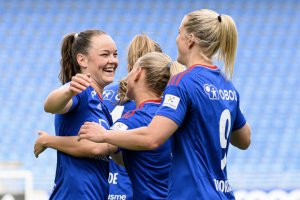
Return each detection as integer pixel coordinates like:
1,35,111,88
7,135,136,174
238,132,251,150
44,102,54,114
239,138,251,150
145,138,162,150
91,147,108,157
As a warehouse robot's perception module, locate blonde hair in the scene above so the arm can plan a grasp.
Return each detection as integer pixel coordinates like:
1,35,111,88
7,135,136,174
185,9,238,79
118,34,163,103
137,52,185,97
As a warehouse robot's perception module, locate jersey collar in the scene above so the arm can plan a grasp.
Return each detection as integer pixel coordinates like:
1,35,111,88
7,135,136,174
190,64,218,70
137,99,162,109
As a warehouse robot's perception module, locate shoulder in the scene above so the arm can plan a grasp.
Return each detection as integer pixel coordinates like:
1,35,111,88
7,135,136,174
122,108,144,123
112,110,139,130
168,65,200,87
122,99,136,111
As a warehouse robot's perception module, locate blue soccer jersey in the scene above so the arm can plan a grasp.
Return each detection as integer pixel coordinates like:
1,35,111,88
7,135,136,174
103,83,135,200
51,86,112,200
156,64,247,200
111,100,172,200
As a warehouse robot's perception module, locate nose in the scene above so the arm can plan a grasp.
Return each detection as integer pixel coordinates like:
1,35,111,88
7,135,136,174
108,54,118,66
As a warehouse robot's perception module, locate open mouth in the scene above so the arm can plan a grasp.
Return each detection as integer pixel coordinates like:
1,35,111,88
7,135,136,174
103,66,116,73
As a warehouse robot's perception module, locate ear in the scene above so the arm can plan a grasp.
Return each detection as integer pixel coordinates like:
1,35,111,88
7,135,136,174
187,33,195,49
133,67,142,82
76,53,88,70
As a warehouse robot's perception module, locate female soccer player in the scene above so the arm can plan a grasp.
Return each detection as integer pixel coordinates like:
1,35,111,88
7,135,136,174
36,29,118,200
108,52,183,199
78,9,251,199
103,33,163,200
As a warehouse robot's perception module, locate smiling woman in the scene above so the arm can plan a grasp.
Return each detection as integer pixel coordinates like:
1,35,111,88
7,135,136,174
34,29,118,200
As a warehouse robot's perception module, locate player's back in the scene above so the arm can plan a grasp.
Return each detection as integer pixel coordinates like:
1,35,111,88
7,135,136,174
159,65,245,199
115,100,171,200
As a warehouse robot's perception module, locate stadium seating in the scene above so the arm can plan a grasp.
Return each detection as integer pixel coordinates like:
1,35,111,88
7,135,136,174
0,0,299,193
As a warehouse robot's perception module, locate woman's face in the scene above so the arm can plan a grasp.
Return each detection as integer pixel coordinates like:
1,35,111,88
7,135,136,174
176,16,189,66
85,34,118,88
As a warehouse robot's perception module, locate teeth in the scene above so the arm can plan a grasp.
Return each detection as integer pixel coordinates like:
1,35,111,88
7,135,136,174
104,68,114,72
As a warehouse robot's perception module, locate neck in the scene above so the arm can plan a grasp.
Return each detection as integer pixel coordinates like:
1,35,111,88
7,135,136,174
91,81,104,96
186,50,213,68
133,89,161,107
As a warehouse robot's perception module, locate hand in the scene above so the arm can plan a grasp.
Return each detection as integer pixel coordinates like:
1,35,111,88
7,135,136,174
34,131,49,158
69,73,92,96
78,122,106,143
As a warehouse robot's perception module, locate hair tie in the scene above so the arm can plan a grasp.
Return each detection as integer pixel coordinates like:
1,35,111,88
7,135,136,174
218,15,222,22
74,33,79,38
166,62,172,69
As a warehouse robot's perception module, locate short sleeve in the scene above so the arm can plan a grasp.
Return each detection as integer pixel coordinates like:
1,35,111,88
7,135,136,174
59,82,81,112
232,93,247,131
155,85,190,126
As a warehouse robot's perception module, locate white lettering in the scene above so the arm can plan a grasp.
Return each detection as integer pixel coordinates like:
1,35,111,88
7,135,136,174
218,89,237,101
108,194,127,200
228,90,235,100
108,173,118,184
214,179,232,193
224,90,229,100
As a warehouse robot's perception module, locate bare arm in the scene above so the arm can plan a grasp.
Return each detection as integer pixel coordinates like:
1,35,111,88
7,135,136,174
44,87,74,114
44,74,91,114
230,123,251,150
34,131,117,158
78,115,179,150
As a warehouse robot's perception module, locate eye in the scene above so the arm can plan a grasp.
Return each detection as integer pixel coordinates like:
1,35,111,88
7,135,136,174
100,54,109,57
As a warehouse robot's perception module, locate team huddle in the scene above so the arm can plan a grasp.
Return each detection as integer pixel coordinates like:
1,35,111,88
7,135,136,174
34,9,251,200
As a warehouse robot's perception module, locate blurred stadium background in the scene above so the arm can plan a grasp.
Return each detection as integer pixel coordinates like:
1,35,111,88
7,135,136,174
0,0,299,199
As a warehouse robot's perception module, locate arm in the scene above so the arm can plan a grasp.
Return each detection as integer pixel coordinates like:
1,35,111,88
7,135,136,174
34,131,117,158
230,123,251,150
78,115,178,150
44,73,91,114
44,87,74,114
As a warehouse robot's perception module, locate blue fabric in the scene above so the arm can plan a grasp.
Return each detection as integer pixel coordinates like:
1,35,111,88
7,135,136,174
103,83,135,200
156,65,246,199
51,86,112,200
115,100,171,200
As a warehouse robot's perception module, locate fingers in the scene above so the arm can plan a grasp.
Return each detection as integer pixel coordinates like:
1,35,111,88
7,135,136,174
78,122,97,132
83,121,97,126
75,73,92,83
34,144,41,158
34,149,39,158
34,147,44,158
69,74,92,94
77,134,88,141
37,130,47,136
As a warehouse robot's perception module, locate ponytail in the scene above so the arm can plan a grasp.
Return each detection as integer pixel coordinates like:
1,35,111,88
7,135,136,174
59,33,81,84
118,78,129,103
185,9,238,79
118,34,163,104
218,14,238,79
170,61,186,77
